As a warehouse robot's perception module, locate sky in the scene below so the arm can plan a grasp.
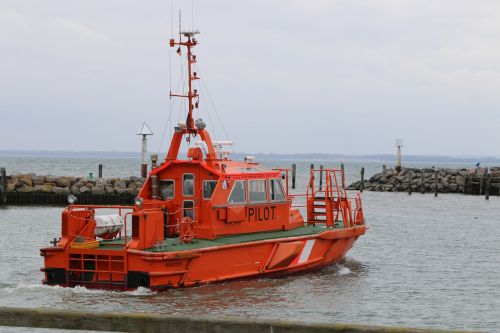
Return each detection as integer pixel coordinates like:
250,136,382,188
1,0,500,156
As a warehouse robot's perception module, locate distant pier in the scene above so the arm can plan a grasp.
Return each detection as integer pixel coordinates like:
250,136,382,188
348,166,500,197
0,170,141,206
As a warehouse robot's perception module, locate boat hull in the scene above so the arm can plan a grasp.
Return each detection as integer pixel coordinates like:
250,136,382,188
41,225,365,291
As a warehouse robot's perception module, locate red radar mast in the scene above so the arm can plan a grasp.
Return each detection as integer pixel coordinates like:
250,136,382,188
169,30,200,131
167,26,218,164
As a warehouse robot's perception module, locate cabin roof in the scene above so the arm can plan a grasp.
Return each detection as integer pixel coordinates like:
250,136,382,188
163,159,280,178
221,161,272,175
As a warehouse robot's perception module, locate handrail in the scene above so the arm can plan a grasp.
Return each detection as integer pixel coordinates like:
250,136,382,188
123,205,200,248
305,167,361,228
122,211,134,248
65,206,133,244
67,204,135,210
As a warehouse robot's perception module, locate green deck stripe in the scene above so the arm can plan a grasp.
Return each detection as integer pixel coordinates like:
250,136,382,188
97,223,343,252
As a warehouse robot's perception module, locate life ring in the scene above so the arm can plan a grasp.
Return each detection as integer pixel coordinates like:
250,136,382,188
180,216,194,244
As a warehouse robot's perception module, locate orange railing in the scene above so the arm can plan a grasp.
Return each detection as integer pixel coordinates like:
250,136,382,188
122,205,200,246
271,167,364,229
66,205,134,244
272,168,291,196
303,168,363,228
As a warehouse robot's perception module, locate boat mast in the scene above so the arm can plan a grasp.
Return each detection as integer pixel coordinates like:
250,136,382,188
169,26,200,131
167,24,218,163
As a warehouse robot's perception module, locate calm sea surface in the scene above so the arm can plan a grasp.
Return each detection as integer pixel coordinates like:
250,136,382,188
0,156,499,332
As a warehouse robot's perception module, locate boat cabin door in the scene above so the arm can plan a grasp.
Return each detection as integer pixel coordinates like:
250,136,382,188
181,172,197,221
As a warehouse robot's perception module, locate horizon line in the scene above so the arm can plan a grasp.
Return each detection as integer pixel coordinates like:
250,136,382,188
0,149,499,159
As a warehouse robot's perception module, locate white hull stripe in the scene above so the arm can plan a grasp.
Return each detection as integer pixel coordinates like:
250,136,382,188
298,239,316,264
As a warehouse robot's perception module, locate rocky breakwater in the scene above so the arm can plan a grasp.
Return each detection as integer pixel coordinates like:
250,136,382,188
6,174,144,197
348,167,500,194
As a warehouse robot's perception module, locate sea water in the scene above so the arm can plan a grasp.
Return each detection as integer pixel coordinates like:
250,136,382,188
0,157,499,332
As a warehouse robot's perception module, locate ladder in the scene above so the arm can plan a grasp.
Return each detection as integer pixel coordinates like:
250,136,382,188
306,168,355,228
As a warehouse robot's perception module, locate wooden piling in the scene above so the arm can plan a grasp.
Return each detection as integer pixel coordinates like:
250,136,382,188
0,168,6,206
434,167,438,197
408,171,412,195
98,164,103,179
360,167,365,193
420,171,425,194
291,164,296,189
319,165,324,190
485,172,491,200
479,174,484,195
340,163,345,189
310,164,314,191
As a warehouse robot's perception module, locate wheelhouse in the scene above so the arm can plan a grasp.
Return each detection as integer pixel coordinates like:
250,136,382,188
139,145,303,241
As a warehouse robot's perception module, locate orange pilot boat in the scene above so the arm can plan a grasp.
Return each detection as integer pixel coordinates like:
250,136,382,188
40,28,366,290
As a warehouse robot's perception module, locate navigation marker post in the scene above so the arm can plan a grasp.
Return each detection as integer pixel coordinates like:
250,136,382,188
137,122,153,179
395,139,403,173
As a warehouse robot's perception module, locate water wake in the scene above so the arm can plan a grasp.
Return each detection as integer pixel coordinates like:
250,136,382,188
335,265,352,276
0,283,61,295
0,284,156,297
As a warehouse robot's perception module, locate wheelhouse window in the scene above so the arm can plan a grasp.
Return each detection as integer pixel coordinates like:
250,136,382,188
248,179,267,203
203,180,218,199
183,200,194,219
228,180,246,204
269,178,285,201
183,174,194,196
160,180,175,199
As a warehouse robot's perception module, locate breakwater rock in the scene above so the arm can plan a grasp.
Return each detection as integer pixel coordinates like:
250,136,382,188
348,167,500,194
5,174,144,196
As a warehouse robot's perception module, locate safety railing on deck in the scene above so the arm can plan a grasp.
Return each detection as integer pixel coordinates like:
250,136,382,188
66,205,134,245
304,168,363,228
273,167,364,228
272,168,291,196
122,205,200,247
